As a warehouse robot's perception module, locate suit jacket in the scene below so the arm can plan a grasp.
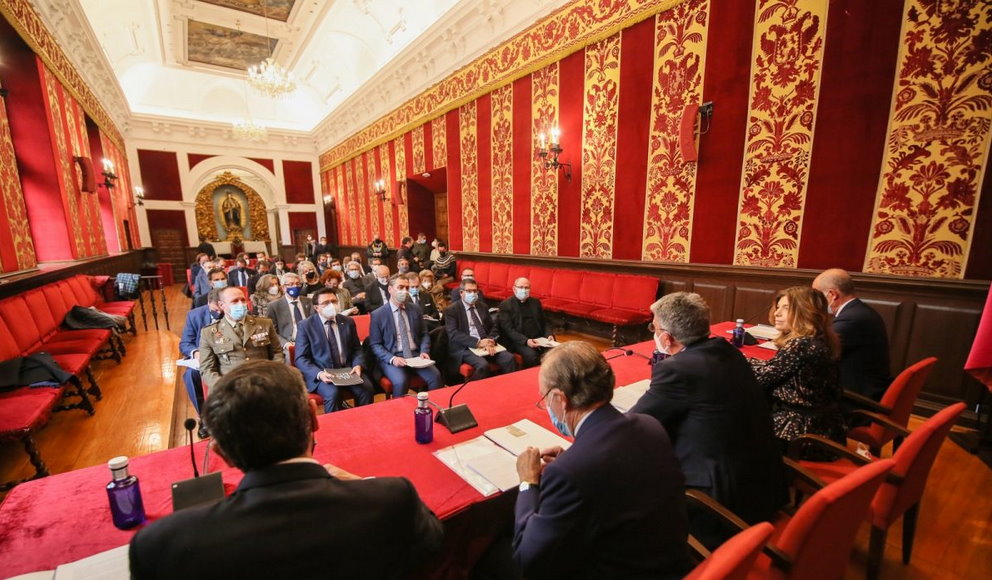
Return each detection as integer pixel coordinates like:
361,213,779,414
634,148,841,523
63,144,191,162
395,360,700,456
266,296,314,346
513,406,690,579
449,287,488,309
629,337,787,526
369,302,431,364
444,301,497,360
228,267,257,289
193,269,211,298
179,305,216,358
246,272,268,295
199,315,284,387
833,298,891,400
129,462,443,580
498,296,550,348
412,290,439,319
365,280,390,312
294,314,364,392
343,276,367,300
396,246,415,264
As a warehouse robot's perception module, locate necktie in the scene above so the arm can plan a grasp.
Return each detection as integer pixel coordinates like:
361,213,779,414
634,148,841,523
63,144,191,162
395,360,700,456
469,306,488,339
232,322,244,341
325,320,342,368
291,301,303,323
397,307,413,358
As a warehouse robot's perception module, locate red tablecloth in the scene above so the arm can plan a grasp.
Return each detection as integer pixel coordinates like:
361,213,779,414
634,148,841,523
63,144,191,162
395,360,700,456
0,327,773,577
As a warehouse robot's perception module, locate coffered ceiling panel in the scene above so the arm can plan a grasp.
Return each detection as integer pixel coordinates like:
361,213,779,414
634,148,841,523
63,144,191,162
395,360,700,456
200,0,297,22
186,20,273,70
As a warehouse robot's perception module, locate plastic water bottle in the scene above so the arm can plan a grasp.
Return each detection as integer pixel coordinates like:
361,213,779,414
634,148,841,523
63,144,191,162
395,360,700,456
414,392,434,444
106,456,146,529
731,319,746,348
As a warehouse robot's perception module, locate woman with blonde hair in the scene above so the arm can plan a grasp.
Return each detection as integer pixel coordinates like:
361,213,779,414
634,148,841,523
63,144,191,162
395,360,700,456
251,274,282,318
750,286,845,456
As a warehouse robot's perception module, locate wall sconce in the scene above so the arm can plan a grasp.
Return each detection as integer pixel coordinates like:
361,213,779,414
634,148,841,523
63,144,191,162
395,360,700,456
134,186,145,206
101,158,118,190
536,128,572,181
373,179,387,202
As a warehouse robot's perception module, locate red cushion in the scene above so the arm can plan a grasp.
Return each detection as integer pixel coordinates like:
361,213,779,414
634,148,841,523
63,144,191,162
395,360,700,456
44,353,90,375
610,275,659,309
488,263,509,291
558,302,600,317
57,282,78,311
42,286,70,323
589,308,652,326
550,270,582,300
578,273,614,308
35,339,103,358
67,277,96,306
23,290,59,339
473,262,491,286
0,316,24,361
96,302,135,316
0,388,62,436
49,329,112,343
0,297,43,355
528,267,554,299
540,298,573,312
506,265,530,289
487,288,512,302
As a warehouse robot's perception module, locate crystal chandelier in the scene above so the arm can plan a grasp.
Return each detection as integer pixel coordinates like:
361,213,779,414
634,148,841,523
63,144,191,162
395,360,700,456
232,119,268,142
246,1,295,98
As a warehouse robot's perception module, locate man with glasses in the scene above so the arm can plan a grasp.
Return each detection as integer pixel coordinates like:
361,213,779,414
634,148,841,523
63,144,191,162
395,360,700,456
293,288,374,412
498,277,553,368
369,275,443,397
266,273,313,350
444,278,517,380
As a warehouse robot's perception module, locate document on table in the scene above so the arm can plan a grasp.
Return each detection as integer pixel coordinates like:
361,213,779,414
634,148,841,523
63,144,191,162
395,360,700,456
469,344,507,357
723,324,780,341
532,337,561,348
176,358,199,370
484,419,571,457
403,357,436,368
52,544,129,579
434,437,504,497
757,341,779,351
611,379,652,412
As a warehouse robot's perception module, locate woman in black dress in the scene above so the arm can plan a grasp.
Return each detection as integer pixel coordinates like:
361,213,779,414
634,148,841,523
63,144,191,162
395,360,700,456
750,286,845,457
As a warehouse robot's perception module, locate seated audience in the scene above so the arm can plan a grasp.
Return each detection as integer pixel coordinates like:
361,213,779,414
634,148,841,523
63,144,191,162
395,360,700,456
266,273,313,350
130,361,443,578
192,257,215,301
629,292,786,549
369,275,443,397
750,286,846,458
315,253,331,275
812,268,891,401
396,257,412,275
349,252,367,276
199,287,283,389
512,341,689,579
343,260,368,312
498,277,553,368
189,253,207,292
363,258,383,287
296,260,322,295
250,274,281,318
179,288,223,435
397,236,415,266
247,260,271,295
320,270,358,315
444,279,517,380
450,268,488,307
293,288,374,412
405,272,441,331
228,257,256,289
430,240,456,285
367,234,389,261
419,269,450,311
272,259,288,278
365,265,391,312
193,267,228,308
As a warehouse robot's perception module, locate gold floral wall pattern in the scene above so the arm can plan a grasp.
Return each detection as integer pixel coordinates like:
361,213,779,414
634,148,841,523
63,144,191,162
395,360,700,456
531,64,560,256
194,172,270,241
864,0,992,278
491,84,515,254
460,101,481,252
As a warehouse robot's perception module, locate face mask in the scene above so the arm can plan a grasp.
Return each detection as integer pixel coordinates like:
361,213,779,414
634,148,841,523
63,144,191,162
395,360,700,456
228,303,248,321
418,238,426,244
209,309,224,320
321,304,337,318
286,286,302,298
211,280,228,289
410,287,420,297
377,277,388,285
462,275,474,281
422,281,432,289
306,272,317,280
275,264,284,271
463,292,478,305
332,265,342,271
547,397,572,437
398,266,409,274
268,286,280,296
347,270,360,279
514,288,530,301
394,289,409,303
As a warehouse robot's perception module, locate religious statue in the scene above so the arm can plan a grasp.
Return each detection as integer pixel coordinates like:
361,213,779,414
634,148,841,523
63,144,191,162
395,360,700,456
219,192,246,240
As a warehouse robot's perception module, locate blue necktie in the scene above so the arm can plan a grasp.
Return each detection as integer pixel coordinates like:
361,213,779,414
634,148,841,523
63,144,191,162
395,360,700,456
325,320,342,368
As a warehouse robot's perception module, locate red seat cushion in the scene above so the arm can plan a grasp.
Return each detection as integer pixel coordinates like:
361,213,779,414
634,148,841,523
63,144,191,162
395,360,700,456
589,308,652,326
488,263,510,291
0,316,24,361
528,267,554,299
41,286,71,324
95,302,135,316
610,275,659,309
0,297,44,355
49,329,112,343
23,290,59,340
578,273,615,309
56,282,78,311
35,339,103,358
558,302,600,317
44,353,90,375
0,388,62,436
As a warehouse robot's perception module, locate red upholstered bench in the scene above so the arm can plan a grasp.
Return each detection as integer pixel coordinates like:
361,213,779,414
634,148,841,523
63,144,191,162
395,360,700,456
0,387,62,491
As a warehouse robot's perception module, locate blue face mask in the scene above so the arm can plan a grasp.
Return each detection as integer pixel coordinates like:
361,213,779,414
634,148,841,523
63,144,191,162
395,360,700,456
514,287,530,301
410,287,420,297
547,399,572,437
229,303,248,321
209,309,224,320
463,292,478,305
211,280,228,289
286,286,302,298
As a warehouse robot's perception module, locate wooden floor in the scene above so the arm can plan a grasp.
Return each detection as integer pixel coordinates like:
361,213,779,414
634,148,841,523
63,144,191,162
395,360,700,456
1,285,990,579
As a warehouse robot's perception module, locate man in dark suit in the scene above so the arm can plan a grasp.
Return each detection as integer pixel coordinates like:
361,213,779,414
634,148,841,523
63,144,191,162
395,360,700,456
227,257,256,289
397,236,415,266
265,272,313,350
303,234,317,260
179,288,223,436
445,279,516,380
293,288,373,412
365,265,391,312
129,361,443,579
513,341,690,579
314,236,332,258
369,275,443,397
498,277,553,368
629,292,787,549
813,268,891,400
195,237,217,259
405,272,440,329
246,260,271,295
449,268,488,307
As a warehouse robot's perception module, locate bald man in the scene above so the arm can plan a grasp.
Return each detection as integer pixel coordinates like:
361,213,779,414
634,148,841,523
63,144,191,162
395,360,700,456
498,277,553,368
813,268,891,401
364,265,391,312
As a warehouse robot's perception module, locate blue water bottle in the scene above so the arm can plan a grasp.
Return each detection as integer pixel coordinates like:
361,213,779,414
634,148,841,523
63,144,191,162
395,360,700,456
106,456,146,529
731,318,746,348
414,392,434,444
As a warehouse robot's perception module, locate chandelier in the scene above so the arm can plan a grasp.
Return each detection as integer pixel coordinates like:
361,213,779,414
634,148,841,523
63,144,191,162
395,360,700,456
246,1,295,97
232,119,268,142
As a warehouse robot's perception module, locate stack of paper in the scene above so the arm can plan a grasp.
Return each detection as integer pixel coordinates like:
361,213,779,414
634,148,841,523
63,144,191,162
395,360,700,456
532,337,561,348
403,357,436,368
611,379,651,412
469,344,507,357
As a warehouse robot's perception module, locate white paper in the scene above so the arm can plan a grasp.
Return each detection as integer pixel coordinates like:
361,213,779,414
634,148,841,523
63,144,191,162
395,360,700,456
176,358,199,370
484,419,572,457
403,357,436,368
7,572,55,580
757,341,779,351
465,450,520,492
724,324,779,340
532,337,561,348
433,437,503,497
611,379,652,412
469,344,507,357
53,544,129,579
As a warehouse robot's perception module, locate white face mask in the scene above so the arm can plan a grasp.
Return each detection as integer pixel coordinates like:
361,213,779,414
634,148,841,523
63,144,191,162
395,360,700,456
268,286,280,296
654,332,668,355
422,281,432,289
321,304,337,318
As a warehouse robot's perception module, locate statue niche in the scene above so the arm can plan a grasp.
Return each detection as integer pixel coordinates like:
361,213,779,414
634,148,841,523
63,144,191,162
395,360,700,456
220,192,246,239
194,171,270,242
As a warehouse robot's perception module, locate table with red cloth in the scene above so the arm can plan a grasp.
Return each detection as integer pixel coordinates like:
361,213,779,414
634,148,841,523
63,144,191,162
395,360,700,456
0,323,773,578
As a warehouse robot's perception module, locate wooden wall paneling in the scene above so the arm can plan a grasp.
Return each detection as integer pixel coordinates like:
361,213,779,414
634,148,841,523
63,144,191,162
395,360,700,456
860,297,910,376
732,286,776,324
904,304,983,408
660,279,690,296
693,282,733,323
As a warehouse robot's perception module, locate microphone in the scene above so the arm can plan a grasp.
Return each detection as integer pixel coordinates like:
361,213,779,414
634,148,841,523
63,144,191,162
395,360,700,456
184,418,200,478
435,376,479,433
604,347,657,364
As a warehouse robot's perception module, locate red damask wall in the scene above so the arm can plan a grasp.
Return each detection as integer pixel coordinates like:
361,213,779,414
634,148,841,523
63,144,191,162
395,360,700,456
322,0,991,281
137,150,182,201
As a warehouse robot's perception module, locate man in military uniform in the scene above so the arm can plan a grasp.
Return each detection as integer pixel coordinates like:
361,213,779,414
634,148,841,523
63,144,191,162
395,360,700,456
199,286,284,389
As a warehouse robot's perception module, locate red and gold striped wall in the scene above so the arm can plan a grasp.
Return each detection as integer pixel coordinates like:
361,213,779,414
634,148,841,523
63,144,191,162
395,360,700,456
324,0,991,280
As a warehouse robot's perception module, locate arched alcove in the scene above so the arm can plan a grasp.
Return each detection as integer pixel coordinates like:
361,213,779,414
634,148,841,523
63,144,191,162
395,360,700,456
194,172,271,241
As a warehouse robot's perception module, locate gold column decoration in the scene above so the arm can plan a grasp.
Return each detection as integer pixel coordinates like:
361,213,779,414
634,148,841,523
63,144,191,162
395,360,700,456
364,151,381,239
531,63,560,256
351,159,368,243
194,171,271,242
432,116,447,167
343,162,358,245
412,124,426,175
459,101,480,252
491,84,515,254
378,142,396,244
393,136,409,243
0,85,35,270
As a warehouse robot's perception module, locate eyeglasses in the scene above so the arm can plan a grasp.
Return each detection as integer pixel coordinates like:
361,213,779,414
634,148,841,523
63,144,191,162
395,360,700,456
535,390,553,411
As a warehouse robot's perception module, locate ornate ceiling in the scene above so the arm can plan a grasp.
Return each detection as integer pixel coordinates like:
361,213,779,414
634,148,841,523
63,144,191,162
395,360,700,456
25,0,569,149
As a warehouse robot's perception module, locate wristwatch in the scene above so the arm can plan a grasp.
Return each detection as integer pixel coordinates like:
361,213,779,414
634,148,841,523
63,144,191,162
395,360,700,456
519,481,537,492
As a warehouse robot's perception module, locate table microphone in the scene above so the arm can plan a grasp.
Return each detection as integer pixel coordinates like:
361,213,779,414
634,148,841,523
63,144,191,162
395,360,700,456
604,347,656,364
435,376,479,433
171,419,224,511
184,418,200,478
